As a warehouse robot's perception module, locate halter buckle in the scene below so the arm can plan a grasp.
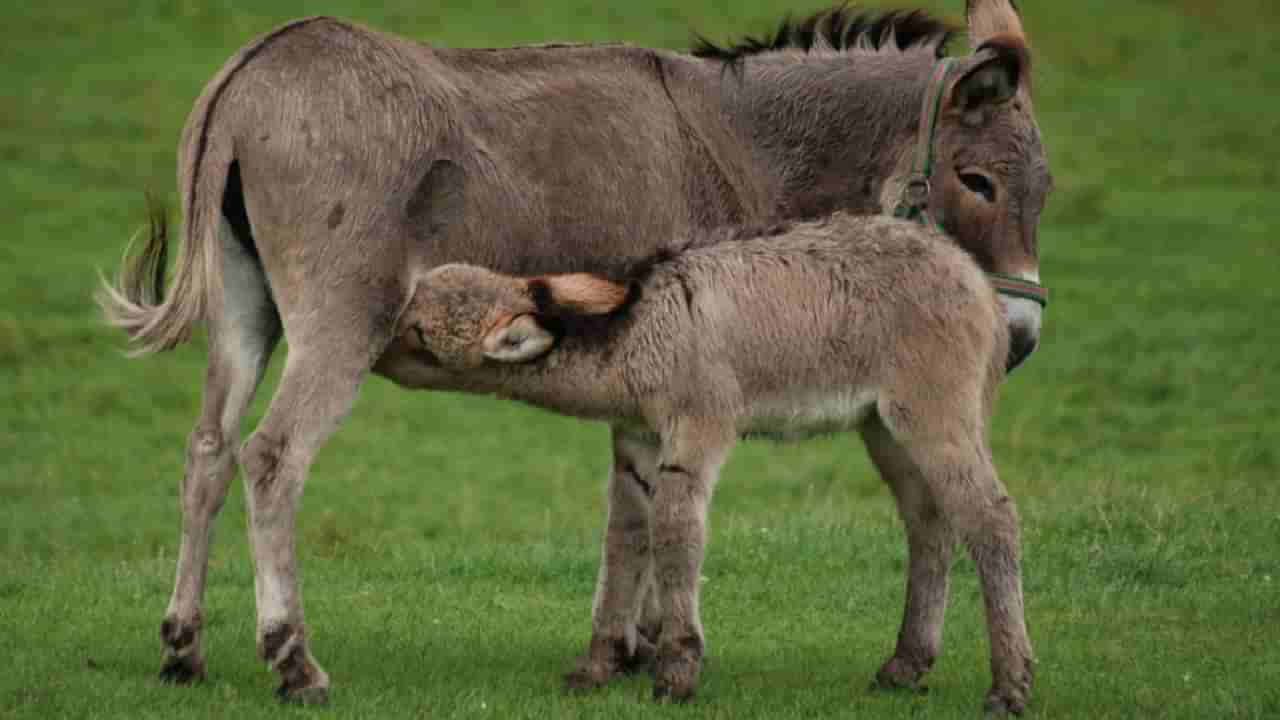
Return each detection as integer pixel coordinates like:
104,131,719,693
903,175,931,207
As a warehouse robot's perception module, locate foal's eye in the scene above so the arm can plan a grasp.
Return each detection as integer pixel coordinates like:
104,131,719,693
959,172,997,203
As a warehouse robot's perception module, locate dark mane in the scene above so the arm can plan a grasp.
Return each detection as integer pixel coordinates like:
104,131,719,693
692,5,957,66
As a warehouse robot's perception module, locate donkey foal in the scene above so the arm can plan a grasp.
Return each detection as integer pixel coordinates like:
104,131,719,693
390,213,1033,712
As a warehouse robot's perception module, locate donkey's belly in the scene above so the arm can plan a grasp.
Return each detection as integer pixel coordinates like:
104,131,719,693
741,388,879,441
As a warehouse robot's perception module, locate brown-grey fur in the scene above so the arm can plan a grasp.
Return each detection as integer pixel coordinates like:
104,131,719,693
393,213,1029,709
96,0,1046,708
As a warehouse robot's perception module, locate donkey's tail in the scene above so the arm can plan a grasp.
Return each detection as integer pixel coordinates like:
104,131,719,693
95,196,196,355
96,101,235,356
97,19,325,355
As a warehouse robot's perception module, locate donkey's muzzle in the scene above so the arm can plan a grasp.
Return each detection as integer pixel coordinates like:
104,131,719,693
1002,295,1043,373
1006,328,1038,372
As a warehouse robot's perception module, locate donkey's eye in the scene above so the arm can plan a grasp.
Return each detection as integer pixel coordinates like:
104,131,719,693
959,172,997,203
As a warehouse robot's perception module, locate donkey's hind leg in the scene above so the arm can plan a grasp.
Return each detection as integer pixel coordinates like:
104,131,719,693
861,418,955,693
236,278,401,703
161,217,280,683
876,401,1033,715
565,429,660,692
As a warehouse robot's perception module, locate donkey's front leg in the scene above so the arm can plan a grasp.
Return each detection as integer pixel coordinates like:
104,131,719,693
238,341,371,704
566,429,661,692
649,419,733,703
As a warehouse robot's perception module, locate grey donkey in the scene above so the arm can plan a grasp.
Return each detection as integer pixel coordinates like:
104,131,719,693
98,0,1049,706
389,213,1031,712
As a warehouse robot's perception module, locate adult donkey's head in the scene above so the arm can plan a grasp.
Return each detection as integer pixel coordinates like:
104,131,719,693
917,0,1049,368
697,0,1050,368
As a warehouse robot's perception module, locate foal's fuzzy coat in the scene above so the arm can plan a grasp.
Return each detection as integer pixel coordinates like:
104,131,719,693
390,213,1032,710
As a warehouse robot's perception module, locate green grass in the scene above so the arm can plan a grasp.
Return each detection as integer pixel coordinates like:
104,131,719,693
2,1,1278,717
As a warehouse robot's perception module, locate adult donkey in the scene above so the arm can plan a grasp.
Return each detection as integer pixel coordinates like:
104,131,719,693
100,0,1050,708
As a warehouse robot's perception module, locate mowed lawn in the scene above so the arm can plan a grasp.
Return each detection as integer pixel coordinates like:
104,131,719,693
2,0,1278,718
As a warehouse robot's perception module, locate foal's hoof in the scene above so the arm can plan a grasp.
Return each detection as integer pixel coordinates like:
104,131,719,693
562,666,609,695
620,635,657,675
652,683,696,704
983,690,1027,716
276,683,330,706
158,655,205,685
652,640,702,704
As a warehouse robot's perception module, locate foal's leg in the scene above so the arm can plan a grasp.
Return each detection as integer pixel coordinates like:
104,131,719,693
565,429,660,691
649,418,733,703
238,317,388,704
881,404,1033,715
861,419,955,692
161,218,280,683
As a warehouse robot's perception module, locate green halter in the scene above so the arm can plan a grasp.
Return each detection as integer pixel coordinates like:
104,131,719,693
893,58,1049,309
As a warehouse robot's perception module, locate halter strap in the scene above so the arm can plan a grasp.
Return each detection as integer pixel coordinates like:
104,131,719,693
892,58,1049,309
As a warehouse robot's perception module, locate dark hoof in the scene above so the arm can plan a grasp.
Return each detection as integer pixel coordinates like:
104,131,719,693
984,691,1026,716
620,635,657,676
277,684,329,706
158,655,205,685
652,638,702,704
562,666,607,695
652,683,696,704
984,662,1033,716
870,656,931,694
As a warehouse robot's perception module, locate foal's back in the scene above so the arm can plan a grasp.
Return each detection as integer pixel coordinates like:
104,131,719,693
629,216,1007,437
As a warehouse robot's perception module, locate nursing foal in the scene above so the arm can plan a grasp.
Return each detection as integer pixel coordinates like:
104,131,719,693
387,213,1032,713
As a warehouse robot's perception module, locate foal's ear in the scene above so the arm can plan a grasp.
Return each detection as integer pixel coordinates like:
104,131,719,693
949,40,1027,125
526,274,631,316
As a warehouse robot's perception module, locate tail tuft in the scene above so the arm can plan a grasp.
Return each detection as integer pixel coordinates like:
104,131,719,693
97,198,203,356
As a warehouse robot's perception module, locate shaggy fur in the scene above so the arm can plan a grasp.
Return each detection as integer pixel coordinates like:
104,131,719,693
98,0,1046,711
391,213,1030,707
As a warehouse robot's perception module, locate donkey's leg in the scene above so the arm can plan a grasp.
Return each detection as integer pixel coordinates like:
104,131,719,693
649,419,733,703
161,218,280,683
881,406,1033,715
565,430,660,692
861,419,955,692
238,319,387,704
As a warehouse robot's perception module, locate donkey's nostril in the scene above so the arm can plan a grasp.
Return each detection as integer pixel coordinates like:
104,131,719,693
1006,330,1038,372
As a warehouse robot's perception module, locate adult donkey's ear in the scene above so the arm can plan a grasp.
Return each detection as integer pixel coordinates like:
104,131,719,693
948,40,1027,126
966,0,1026,51
526,274,632,316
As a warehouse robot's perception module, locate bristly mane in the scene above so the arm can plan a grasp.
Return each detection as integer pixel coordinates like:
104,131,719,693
692,5,957,66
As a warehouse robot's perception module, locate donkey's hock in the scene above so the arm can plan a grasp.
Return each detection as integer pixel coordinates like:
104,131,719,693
389,212,1030,709
98,0,1046,712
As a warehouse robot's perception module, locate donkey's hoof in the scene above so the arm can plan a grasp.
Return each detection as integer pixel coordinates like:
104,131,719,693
620,635,657,676
652,681,696,704
983,690,1026,716
562,666,608,695
870,656,930,693
652,642,702,704
158,655,205,685
276,683,330,706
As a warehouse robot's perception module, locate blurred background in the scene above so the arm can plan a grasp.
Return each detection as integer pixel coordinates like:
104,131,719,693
2,2,1277,718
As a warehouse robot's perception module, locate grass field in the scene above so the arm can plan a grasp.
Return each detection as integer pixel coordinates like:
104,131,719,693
2,0,1278,717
